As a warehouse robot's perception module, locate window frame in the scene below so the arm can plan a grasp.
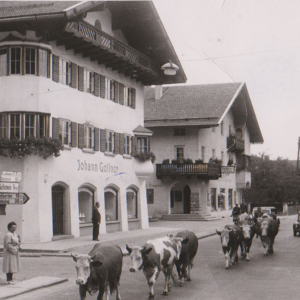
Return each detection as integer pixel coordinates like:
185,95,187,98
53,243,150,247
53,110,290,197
84,124,94,150
137,137,149,153
124,134,131,155
174,128,185,136
106,130,115,153
126,188,138,219
105,77,115,100
0,48,8,76
24,47,37,75
24,113,36,138
58,57,71,85
10,47,22,75
84,68,94,94
175,145,184,159
124,86,132,107
59,118,71,146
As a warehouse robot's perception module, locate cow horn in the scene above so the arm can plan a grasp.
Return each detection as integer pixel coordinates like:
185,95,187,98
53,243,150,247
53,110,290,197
126,244,132,254
71,253,78,262
90,255,97,261
216,229,221,235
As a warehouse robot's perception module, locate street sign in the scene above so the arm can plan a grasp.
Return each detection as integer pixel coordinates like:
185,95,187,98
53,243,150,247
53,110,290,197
0,193,29,204
0,171,23,182
0,182,19,193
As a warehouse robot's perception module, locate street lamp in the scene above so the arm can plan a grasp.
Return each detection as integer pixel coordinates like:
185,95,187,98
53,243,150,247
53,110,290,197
161,60,179,76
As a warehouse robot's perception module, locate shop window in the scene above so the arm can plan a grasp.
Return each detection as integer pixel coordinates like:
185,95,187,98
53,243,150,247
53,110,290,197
104,188,118,221
127,188,138,219
124,134,131,155
137,137,149,153
0,49,7,76
84,124,94,149
78,188,94,224
59,119,71,146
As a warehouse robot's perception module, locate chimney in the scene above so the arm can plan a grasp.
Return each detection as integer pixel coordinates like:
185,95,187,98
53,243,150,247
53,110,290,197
155,85,163,100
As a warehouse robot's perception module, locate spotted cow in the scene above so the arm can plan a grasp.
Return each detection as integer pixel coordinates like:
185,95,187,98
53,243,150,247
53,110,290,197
72,244,123,300
216,224,244,269
257,218,279,255
126,236,188,299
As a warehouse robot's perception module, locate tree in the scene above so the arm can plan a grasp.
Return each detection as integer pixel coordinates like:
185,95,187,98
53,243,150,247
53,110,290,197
242,153,300,205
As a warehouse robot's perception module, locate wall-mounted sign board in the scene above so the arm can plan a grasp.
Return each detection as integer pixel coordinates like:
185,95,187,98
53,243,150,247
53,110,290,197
1,171,23,182
0,193,29,204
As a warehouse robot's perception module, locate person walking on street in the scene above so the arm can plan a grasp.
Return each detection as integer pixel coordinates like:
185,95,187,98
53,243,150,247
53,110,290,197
3,222,20,284
231,203,241,224
92,202,101,241
240,201,248,214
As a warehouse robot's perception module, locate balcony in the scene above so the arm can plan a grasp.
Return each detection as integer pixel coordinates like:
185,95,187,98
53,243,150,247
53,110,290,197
227,137,245,153
156,162,221,180
53,21,159,83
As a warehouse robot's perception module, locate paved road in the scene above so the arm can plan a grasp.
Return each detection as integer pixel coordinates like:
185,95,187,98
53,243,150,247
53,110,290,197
6,216,300,300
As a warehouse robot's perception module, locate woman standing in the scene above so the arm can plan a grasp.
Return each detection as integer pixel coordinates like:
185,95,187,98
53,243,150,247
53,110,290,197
3,222,20,284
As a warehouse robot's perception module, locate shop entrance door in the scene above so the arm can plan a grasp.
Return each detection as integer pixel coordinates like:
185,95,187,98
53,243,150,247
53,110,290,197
52,185,64,235
183,185,191,214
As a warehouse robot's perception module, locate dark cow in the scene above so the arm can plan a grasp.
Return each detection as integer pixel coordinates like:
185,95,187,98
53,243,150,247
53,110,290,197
173,230,198,286
257,218,279,255
237,216,256,261
72,244,123,300
216,224,244,269
126,236,188,299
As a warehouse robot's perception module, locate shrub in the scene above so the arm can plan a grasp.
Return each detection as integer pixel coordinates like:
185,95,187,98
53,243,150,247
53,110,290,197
132,151,156,163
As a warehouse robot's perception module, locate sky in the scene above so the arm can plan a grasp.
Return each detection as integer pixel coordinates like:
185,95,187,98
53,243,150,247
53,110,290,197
153,0,300,160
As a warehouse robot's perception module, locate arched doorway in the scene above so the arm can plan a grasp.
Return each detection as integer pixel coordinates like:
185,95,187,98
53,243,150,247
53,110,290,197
183,185,191,214
52,185,65,236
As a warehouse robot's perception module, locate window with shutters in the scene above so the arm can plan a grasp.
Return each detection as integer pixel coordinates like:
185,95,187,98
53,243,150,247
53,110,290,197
0,113,49,140
124,86,132,107
84,69,94,94
0,49,7,76
59,119,71,146
124,134,131,155
106,130,114,153
59,57,71,85
84,124,94,149
105,78,114,100
137,137,149,153
0,114,6,138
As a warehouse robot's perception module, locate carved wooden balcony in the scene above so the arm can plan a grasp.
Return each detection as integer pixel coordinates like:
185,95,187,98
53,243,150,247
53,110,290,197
156,163,221,180
53,21,159,83
227,137,245,153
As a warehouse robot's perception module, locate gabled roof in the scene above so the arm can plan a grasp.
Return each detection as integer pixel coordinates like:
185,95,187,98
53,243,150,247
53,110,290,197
144,83,264,144
0,1,186,85
133,125,153,136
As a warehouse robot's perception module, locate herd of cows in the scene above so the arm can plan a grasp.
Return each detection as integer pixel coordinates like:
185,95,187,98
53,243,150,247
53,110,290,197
71,212,279,300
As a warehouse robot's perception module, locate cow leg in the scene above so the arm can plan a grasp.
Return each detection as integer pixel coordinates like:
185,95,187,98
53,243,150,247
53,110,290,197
170,269,180,286
163,268,173,295
186,258,194,281
79,285,87,300
115,283,121,300
103,284,110,300
145,267,159,299
225,251,230,269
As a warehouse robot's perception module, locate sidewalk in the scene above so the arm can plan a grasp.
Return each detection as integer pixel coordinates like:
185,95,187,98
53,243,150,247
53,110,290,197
0,216,232,299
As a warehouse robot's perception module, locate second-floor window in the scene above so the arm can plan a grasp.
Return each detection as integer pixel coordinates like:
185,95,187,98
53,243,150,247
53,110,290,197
10,47,21,74
59,58,71,85
84,69,94,94
59,119,71,146
0,49,7,76
25,47,36,75
105,78,114,100
24,114,35,138
124,86,132,107
106,130,114,152
84,125,94,149
175,146,184,159
0,114,6,138
125,134,131,155
137,137,149,153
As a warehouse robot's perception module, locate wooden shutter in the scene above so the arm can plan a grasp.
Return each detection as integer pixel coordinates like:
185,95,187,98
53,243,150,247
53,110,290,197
52,117,59,140
119,83,124,105
94,73,100,97
71,63,78,88
114,132,120,154
78,123,84,149
119,133,125,155
78,66,84,91
71,122,77,147
131,136,137,156
114,81,119,104
52,55,59,83
100,75,106,98
100,129,106,152
94,127,100,151
131,88,136,109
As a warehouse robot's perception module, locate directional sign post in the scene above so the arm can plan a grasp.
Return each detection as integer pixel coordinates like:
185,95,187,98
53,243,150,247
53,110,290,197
1,171,23,183
0,193,29,204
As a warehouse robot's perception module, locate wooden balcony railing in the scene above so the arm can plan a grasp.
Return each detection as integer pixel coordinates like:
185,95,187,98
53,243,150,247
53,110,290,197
227,137,245,153
65,21,156,71
156,163,221,180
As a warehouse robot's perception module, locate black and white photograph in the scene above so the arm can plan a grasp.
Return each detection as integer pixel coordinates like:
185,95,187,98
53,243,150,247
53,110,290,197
0,0,299,299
